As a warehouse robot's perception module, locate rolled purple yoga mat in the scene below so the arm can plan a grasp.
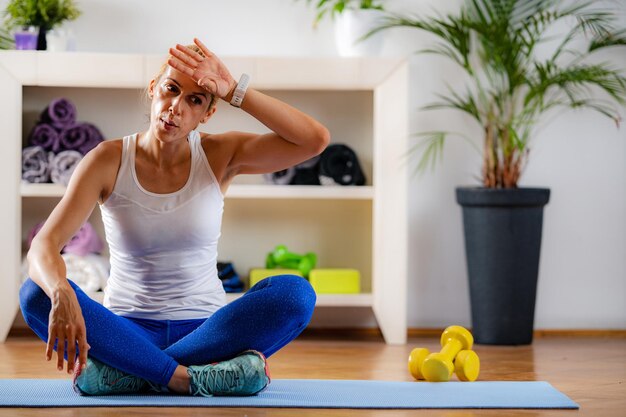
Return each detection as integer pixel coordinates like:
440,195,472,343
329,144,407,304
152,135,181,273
28,123,60,152
26,221,45,249
50,150,82,186
59,123,104,155
22,146,52,183
63,222,104,256
41,98,77,130
27,221,104,256
78,123,104,154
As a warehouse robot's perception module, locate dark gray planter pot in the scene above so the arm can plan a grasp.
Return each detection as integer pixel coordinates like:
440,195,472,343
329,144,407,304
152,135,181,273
456,187,550,345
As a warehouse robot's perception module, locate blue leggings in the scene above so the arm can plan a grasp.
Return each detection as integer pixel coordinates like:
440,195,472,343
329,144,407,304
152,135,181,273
19,275,316,387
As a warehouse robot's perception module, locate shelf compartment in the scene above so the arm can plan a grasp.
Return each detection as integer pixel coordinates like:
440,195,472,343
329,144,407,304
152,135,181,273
220,198,373,293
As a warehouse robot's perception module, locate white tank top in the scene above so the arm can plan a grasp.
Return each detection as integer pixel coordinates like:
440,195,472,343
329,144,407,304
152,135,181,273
100,131,226,320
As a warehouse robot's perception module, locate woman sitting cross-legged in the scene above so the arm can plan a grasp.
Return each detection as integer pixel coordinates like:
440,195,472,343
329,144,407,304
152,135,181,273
20,38,329,396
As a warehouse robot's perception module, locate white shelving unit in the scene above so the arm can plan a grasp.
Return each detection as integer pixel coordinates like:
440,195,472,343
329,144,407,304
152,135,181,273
0,51,408,344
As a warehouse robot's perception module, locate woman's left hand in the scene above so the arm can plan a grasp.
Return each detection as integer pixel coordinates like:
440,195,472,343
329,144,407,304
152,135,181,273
168,38,236,100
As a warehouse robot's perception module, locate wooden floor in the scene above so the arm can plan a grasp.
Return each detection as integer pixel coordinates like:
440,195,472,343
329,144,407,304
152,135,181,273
0,333,624,416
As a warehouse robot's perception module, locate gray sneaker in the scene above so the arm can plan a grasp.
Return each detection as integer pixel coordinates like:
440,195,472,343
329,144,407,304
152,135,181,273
188,350,271,397
73,357,154,396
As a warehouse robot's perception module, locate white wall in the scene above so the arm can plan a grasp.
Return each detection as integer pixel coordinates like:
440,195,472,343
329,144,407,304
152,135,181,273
4,0,624,330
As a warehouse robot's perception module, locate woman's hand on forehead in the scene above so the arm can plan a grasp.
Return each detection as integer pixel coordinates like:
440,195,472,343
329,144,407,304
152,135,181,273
168,38,237,100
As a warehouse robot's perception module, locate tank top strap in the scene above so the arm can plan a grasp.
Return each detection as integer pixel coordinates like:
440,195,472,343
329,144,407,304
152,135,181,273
121,134,133,172
189,130,223,192
111,134,137,196
189,130,202,159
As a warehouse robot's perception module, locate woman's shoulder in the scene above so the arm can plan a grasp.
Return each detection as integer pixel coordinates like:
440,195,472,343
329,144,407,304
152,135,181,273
199,131,227,143
76,139,124,180
94,137,123,152
61,138,124,204
87,138,123,164
198,132,241,186
82,139,124,203
199,131,253,151
199,131,233,153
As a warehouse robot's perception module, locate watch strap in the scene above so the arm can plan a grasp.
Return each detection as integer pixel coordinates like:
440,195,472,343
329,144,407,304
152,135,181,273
230,73,250,108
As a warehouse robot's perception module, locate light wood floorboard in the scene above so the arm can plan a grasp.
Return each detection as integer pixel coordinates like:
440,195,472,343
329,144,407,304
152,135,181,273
0,333,624,416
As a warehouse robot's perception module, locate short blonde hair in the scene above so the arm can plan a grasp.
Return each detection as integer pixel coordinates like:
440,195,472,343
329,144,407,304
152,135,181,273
151,44,218,112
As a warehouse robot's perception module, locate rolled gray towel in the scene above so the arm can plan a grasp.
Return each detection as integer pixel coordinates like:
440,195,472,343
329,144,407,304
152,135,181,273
263,156,322,185
291,155,321,185
263,167,296,185
22,146,52,183
50,150,83,186
296,155,320,170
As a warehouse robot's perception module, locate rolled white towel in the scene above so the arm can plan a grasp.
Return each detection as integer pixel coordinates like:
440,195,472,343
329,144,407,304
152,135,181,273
22,146,53,183
21,254,110,294
62,253,110,293
50,150,83,186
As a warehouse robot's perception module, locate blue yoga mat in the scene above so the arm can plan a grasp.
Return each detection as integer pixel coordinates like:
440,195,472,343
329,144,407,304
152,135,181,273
0,379,578,409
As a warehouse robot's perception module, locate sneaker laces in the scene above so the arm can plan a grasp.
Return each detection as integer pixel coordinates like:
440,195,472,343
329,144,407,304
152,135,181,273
101,366,147,392
190,364,241,396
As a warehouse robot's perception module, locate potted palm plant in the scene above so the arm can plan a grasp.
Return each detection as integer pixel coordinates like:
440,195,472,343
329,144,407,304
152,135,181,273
300,0,386,56
3,0,80,50
369,0,626,344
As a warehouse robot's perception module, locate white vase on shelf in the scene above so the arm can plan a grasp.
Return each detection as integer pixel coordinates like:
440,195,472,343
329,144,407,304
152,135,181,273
334,9,385,57
45,28,68,52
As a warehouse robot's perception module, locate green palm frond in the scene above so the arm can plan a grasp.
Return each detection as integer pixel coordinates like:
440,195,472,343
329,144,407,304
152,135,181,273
0,26,14,49
365,12,473,73
410,130,482,175
411,132,447,174
423,86,483,124
299,0,385,26
589,28,626,52
526,63,626,108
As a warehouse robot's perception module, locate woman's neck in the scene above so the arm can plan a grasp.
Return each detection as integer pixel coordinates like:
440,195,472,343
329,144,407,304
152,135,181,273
137,130,191,169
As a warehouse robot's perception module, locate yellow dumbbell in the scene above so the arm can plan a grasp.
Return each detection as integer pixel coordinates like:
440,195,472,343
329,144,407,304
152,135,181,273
408,325,480,382
408,347,430,380
455,349,480,382
422,325,476,382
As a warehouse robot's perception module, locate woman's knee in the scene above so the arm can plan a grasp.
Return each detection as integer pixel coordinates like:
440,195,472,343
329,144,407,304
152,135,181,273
271,274,317,318
20,278,48,311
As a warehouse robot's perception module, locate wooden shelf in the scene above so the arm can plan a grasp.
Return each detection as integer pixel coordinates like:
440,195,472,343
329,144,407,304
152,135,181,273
0,51,405,90
21,183,67,197
225,185,374,200
21,183,374,200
